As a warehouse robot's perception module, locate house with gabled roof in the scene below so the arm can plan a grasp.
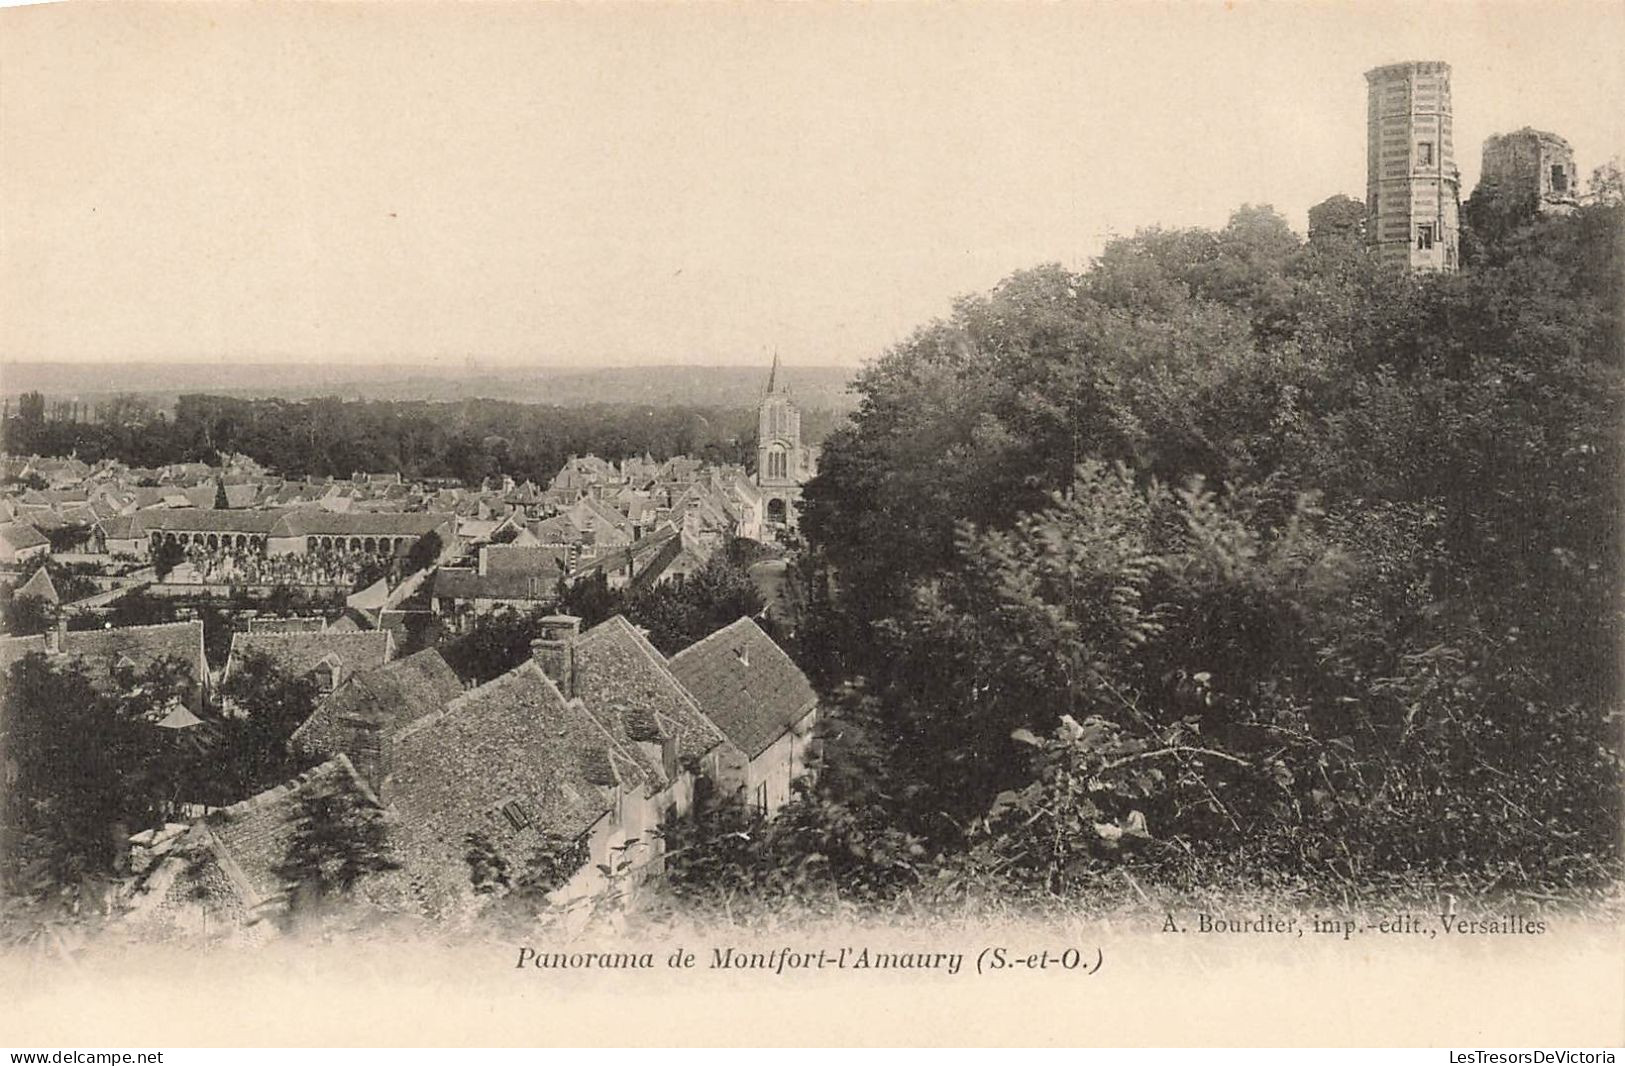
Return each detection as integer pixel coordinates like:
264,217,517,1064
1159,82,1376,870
566,496,634,551
222,629,395,700
56,619,211,711
570,525,713,593
566,614,737,820
430,547,566,624
0,520,49,565
0,620,211,720
92,514,146,557
669,616,819,818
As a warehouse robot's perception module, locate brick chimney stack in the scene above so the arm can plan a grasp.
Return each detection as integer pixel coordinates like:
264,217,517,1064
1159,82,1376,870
340,711,393,803
531,614,583,698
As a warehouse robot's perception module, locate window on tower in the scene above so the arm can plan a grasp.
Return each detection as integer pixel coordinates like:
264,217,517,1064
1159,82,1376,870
1418,141,1434,166
1551,165,1569,193
1416,224,1435,251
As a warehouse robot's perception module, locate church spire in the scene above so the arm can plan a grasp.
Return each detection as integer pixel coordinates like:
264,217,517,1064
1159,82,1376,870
766,349,782,395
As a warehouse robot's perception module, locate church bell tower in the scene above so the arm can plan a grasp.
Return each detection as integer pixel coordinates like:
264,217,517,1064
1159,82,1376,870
755,353,808,531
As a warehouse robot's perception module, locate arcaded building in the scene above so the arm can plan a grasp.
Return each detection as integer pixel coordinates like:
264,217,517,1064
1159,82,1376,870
1475,128,1579,215
1365,61,1461,272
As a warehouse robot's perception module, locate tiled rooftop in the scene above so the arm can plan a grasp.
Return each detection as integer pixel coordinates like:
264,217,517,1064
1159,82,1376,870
290,648,463,759
668,617,818,758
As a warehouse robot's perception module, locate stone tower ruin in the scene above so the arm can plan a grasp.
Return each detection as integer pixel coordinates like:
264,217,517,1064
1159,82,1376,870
1364,61,1461,272
1474,128,1579,216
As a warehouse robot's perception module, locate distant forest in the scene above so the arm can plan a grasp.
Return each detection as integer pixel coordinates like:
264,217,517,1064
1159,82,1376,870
0,395,847,484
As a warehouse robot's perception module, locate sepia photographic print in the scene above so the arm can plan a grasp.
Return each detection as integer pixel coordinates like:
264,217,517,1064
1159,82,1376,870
0,0,1621,1050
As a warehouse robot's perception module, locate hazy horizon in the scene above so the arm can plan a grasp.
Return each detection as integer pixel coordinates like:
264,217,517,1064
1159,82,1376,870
0,355,849,369
3,2,1622,369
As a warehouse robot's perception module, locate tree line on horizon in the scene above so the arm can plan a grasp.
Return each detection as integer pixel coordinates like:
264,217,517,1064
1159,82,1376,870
1,395,846,486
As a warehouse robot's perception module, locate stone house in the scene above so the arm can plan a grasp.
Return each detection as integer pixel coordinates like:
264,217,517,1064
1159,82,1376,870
0,521,50,565
668,616,819,817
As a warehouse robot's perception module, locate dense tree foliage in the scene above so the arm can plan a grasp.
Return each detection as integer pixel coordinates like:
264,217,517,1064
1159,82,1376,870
793,194,1623,898
555,547,769,655
1,654,197,933
439,606,555,684
212,651,322,801
618,555,767,656
274,785,400,933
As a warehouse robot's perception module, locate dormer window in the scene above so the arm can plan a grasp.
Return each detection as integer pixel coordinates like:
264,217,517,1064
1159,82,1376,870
498,800,531,831
661,734,679,780
734,646,749,668
312,654,342,692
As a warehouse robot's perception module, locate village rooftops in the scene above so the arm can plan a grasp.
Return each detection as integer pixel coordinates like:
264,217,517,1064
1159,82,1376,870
17,488,89,507
668,616,818,759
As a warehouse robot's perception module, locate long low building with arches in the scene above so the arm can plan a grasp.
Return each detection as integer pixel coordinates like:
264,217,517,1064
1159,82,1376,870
114,508,457,558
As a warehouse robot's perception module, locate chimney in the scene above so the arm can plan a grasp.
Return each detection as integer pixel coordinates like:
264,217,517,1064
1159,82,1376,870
341,711,393,803
531,614,582,698
47,614,66,654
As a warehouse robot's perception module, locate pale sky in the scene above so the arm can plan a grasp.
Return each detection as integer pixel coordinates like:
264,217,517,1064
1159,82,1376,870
1,1,1621,369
